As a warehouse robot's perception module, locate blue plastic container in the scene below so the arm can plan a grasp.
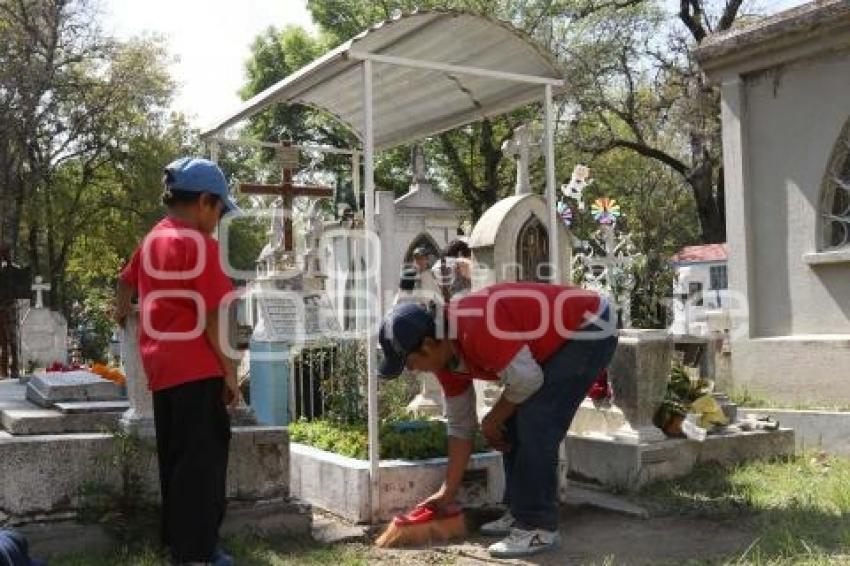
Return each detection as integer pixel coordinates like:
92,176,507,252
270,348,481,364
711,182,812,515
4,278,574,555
249,339,291,426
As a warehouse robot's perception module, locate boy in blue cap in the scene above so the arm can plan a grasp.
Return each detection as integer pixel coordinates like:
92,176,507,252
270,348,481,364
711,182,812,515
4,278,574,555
115,157,240,565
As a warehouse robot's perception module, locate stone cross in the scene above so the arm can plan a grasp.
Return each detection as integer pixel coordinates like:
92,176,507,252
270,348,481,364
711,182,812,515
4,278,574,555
502,124,541,196
239,141,335,252
31,276,50,309
411,145,428,185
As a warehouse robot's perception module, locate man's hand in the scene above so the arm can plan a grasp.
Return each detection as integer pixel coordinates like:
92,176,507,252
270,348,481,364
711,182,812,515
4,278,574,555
418,484,456,511
223,370,241,408
481,396,517,452
481,411,511,452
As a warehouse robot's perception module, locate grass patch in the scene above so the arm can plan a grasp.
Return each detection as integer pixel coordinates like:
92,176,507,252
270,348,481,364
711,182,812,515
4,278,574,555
728,388,850,412
634,453,850,563
52,535,369,566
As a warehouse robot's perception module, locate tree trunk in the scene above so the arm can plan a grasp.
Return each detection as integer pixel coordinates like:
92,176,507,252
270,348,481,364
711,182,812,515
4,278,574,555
688,163,726,243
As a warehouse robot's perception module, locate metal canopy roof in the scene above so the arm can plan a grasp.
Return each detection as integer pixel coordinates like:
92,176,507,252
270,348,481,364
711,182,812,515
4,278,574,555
201,10,565,150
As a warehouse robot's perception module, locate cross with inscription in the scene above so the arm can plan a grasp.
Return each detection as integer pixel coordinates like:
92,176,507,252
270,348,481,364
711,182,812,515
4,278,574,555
239,141,335,251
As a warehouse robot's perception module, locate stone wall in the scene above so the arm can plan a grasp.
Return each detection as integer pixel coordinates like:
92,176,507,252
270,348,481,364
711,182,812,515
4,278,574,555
0,426,292,523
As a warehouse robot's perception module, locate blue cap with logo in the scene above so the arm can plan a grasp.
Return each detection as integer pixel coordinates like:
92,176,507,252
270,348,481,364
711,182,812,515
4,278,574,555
164,157,242,215
378,303,436,379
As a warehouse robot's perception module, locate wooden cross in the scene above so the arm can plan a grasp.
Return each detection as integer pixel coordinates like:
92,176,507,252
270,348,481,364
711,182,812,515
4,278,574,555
239,142,334,252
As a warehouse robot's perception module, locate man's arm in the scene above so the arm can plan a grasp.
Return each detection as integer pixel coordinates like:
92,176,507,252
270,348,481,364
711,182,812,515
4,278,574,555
205,307,240,407
481,346,544,449
421,385,476,508
114,280,134,326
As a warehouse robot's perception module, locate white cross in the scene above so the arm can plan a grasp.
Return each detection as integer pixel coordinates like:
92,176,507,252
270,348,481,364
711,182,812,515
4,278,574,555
502,125,541,195
32,276,50,309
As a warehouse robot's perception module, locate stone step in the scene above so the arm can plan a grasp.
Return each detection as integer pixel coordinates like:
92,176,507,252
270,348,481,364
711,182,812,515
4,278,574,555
0,407,121,435
54,401,130,414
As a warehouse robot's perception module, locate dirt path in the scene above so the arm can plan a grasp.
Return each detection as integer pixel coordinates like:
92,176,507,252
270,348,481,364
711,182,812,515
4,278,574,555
358,508,757,565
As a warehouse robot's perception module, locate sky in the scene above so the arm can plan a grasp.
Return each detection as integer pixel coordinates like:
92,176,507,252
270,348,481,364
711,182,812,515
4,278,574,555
104,0,808,130
102,0,316,129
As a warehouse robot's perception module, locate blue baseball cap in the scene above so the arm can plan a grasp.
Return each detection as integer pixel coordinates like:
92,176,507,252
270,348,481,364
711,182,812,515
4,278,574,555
164,157,242,215
378,303,436,379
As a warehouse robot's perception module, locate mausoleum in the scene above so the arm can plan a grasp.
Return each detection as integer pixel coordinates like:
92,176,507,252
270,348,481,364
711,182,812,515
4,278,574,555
697,0,850,403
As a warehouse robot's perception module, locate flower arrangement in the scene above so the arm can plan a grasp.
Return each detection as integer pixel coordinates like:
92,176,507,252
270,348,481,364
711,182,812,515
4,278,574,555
46,361,84,372
90,363,127,387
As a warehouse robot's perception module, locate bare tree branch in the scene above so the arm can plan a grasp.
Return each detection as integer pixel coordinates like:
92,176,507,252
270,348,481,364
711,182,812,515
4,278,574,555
679,0,707,42
718,0,745,31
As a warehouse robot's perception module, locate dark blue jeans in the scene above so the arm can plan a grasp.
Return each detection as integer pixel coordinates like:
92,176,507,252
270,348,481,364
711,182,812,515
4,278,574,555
502,307,618,530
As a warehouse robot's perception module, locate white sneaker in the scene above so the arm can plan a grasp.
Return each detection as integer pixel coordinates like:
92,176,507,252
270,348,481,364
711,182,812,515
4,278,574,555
488,527,559,558
480,511,515,536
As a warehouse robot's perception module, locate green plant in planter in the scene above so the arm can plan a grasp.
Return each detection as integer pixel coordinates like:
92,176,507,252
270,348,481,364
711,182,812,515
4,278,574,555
290,419,488,460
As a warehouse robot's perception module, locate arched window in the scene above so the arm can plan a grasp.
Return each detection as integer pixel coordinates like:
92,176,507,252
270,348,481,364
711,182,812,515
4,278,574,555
516,214,550,282
821,120,850,250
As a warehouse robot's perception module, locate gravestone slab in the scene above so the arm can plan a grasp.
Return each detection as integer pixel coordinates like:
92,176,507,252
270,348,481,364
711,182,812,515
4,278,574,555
254,292,340,343
20,307,68,369
25,371,124,408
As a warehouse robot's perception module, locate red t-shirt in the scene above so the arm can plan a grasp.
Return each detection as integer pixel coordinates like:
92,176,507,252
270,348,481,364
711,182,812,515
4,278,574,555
436,282,601,397
119,216,234,392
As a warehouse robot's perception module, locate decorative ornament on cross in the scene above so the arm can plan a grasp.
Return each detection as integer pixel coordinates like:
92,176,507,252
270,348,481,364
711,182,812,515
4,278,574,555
238,141,335,252
556,201,574,227
561,164,593,211
591,197,622,225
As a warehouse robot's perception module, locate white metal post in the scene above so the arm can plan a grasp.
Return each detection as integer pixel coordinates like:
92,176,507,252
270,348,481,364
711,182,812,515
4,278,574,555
362,59,381,523
209,141,221,163
352,150,361,211
544,84,560,283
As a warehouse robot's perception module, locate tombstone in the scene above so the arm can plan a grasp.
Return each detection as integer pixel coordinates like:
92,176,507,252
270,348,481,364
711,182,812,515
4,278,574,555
119,309,155,435
468,124,573,417
606,330,671,444
19,277,68,370
26,370,124,408
469,125,571,290
374,144,468,305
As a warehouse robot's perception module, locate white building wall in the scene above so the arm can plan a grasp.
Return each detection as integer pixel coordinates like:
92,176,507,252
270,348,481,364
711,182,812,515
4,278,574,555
744,53,850,337
721,51,850,404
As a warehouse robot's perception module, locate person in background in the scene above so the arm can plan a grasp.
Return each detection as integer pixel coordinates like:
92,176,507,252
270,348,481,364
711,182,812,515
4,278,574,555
411,246,443,302
378,282,618,558
393,267,429,308
114,157,240,566
439,239,472,298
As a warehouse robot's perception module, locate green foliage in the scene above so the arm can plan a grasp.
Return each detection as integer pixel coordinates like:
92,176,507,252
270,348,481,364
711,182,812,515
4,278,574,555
303,339,367,425
290,418,487,460
78,429,158,546
379,375,419,422
289,419,369,459
306,338,419,425
653,362,709,429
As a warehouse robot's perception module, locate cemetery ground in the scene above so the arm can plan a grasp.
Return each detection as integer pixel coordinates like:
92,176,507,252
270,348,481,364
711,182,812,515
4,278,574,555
49,452,850,566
